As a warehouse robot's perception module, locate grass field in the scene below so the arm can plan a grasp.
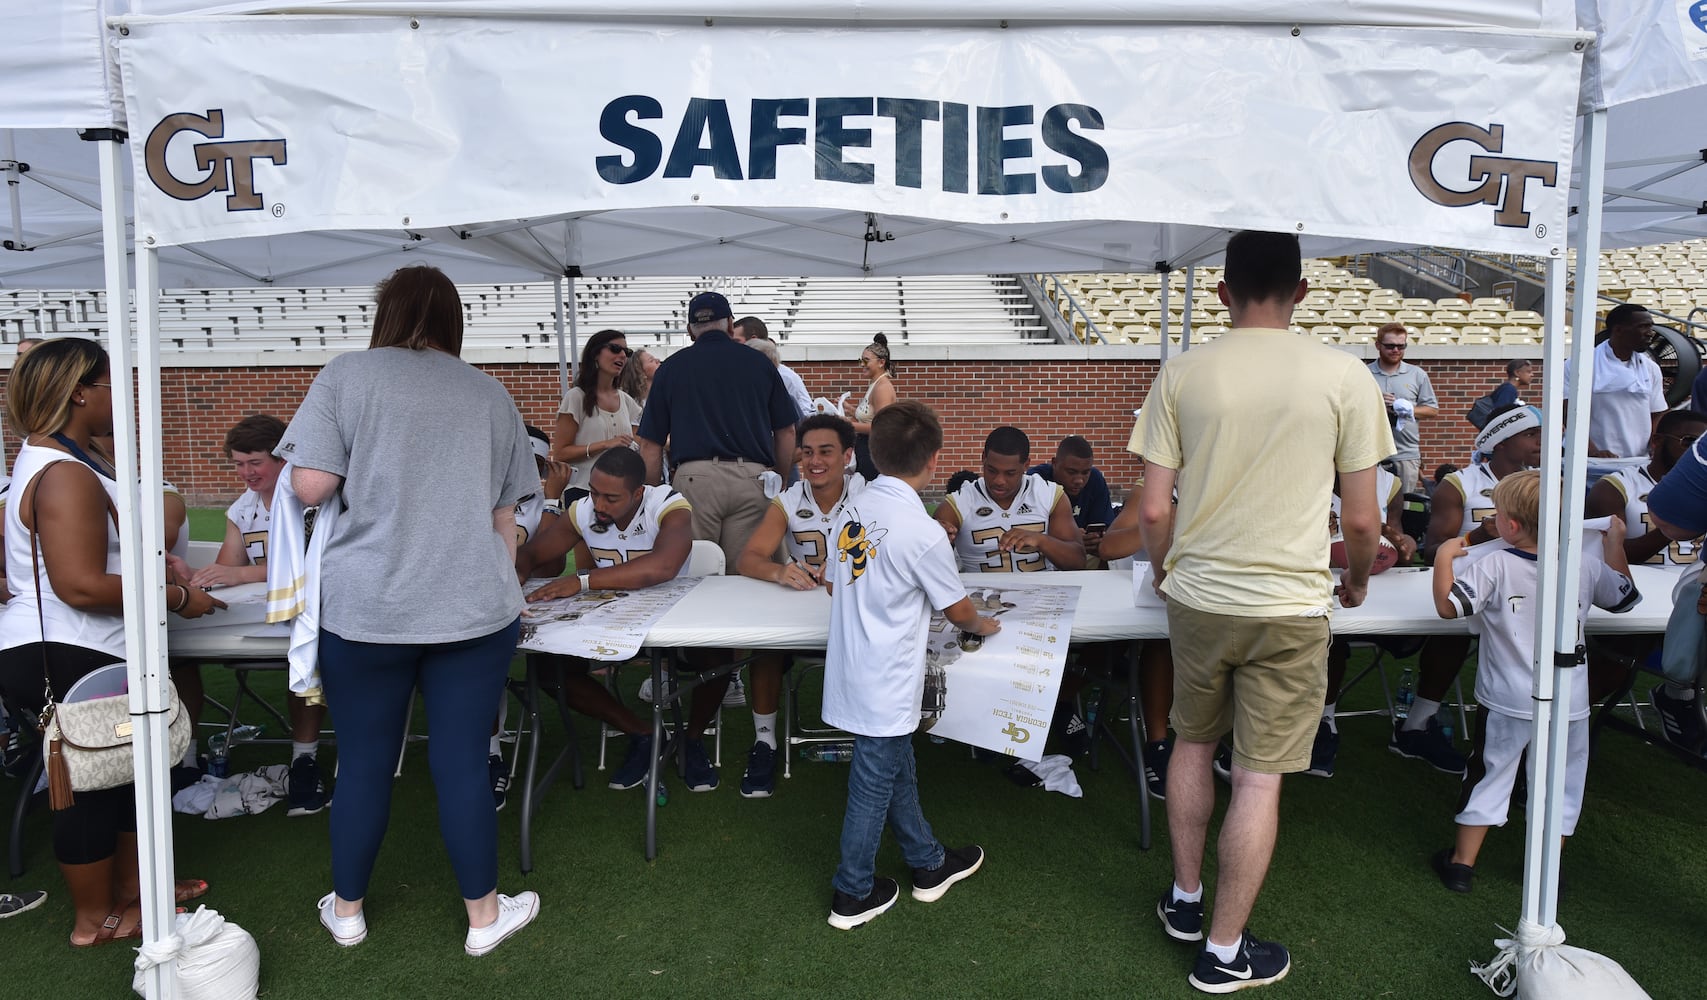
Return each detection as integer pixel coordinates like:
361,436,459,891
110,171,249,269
5,513,1704,998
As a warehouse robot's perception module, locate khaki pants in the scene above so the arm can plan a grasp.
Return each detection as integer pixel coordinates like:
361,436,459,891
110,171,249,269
1165,598,1329,775
674,459,771,571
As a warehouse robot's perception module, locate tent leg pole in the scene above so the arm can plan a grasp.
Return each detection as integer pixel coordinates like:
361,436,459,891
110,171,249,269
1158,277,1171,362
1523,107,1607,933
554,275,570,396
106,138,179,1000
1182,266,1195,351
567,275,580,382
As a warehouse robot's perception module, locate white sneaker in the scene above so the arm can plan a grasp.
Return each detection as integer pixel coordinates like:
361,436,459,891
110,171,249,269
317,892,366,947
465,891,540,957
723,675,747,708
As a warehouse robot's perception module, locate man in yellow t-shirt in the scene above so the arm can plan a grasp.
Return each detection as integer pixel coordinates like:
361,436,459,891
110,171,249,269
1130,230,1393,994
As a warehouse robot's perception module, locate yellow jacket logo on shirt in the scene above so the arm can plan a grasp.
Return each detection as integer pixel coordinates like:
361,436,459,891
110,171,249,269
836,512,887,581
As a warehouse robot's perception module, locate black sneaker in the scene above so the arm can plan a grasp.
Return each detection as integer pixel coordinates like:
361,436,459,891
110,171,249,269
1055,703,1091,757
1212,744,1233,784
1156,888,1204,942
1388,717,1467,775
683,738,719,792
1305,720,1339,778
911,845,984,902
0,889,46,919
739,741,776,798
1650,685,1707,754
287,754,328,817
1431,847,1474,893
608,734,656,790
828,876,899,930
488,753,511,811
1144,739,1172,801
1188,931,1291,993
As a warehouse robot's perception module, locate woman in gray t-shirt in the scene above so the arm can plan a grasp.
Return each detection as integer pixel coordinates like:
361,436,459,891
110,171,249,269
279,266,540,957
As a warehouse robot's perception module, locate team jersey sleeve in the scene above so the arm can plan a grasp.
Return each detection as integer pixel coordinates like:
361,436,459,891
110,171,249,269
1447,552,1499,619
1585,548,1641,614
1598,473,1630,506
658,492,693,520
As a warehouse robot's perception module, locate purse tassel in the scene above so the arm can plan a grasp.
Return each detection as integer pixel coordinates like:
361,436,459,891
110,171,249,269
46,735,75,811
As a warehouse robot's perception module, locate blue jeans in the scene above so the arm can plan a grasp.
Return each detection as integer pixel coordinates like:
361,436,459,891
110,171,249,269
320,618,520,902
833,734,945,898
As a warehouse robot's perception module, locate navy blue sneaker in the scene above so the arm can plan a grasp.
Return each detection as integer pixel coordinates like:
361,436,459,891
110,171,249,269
1144,739,1172,800
608,734,656,790
1157,888,1204,942
739,741,775,798
488,753,511,811
1389,717,1466,775
286,754,328,817
683,738,719,792
1188,932,1291,993
1306,720,1339,778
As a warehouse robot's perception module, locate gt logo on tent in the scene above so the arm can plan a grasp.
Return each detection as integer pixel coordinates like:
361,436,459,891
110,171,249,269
144,110,287,213
1407,123,1557,229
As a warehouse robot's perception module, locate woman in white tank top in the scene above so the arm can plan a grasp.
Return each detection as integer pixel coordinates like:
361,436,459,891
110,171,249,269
0,339,221,946
845,333,897,480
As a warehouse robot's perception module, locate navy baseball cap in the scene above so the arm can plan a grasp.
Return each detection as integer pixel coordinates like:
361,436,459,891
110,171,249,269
687,291,733,324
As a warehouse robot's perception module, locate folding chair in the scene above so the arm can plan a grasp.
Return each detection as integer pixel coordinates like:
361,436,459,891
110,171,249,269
643,540,751,859
781,652,850,778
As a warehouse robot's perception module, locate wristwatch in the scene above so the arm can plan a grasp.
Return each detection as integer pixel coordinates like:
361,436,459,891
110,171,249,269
579,572,591,593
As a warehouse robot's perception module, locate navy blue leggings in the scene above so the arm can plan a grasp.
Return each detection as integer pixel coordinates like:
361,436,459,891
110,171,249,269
319,618,519,902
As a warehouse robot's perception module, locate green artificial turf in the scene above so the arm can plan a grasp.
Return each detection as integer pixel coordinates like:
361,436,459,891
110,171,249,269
4,512,1696,997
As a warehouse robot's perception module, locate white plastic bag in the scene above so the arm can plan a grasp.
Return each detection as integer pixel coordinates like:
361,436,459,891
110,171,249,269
812,391,851,416
1471,919,1651,1000
133,906,260,1000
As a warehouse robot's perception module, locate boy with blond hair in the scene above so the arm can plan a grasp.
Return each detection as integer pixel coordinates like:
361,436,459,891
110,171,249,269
822,400,1000,929
1429,470,1639,892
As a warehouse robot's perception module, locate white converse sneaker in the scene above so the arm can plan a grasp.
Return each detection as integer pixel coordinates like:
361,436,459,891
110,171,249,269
465,891,540,957
317,892,366,947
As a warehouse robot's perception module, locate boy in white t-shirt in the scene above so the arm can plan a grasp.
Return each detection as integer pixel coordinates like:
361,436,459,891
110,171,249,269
1429,470,1639,893
822,400,1001,930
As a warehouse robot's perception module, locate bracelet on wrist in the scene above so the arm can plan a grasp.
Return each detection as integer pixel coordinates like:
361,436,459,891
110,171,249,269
170,586,189,613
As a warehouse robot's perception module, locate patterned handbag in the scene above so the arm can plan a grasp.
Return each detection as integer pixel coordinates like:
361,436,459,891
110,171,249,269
27,471,190,809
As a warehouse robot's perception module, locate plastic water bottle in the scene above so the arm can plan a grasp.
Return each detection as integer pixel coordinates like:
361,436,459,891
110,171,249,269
655,781,668,808
231,724,264,743
1394,667,1415,721
804,742,855,763
1086,690,1102,728
206,733,229,777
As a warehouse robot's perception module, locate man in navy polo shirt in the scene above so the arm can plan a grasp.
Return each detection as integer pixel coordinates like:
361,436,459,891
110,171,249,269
637,290,798,791
1029,435,1115,566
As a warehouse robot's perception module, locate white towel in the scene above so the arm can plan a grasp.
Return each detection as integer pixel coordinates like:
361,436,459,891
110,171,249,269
264,468,340,703
1012,754,1083,798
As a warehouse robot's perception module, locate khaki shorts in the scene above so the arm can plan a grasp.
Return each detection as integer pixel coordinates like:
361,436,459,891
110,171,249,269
1165,598,1329,775
674,459,770,571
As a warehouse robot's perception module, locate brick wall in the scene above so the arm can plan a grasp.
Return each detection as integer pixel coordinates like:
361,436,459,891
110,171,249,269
0,356,1526,506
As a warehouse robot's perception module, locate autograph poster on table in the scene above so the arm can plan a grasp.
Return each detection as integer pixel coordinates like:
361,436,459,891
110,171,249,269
518,577,701,660
923,584,1080,763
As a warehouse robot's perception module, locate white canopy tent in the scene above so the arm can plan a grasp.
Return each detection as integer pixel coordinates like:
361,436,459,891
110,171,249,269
19,1,1707,996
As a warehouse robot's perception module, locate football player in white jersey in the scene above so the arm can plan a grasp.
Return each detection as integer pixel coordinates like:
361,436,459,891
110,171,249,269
1397,404,1542,775
190,415,331,814
937,427,1085,761
935,426,1083,573
1585,409,1707,569
1584,408,1707,740
734,413,863,797
515,447,707,792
